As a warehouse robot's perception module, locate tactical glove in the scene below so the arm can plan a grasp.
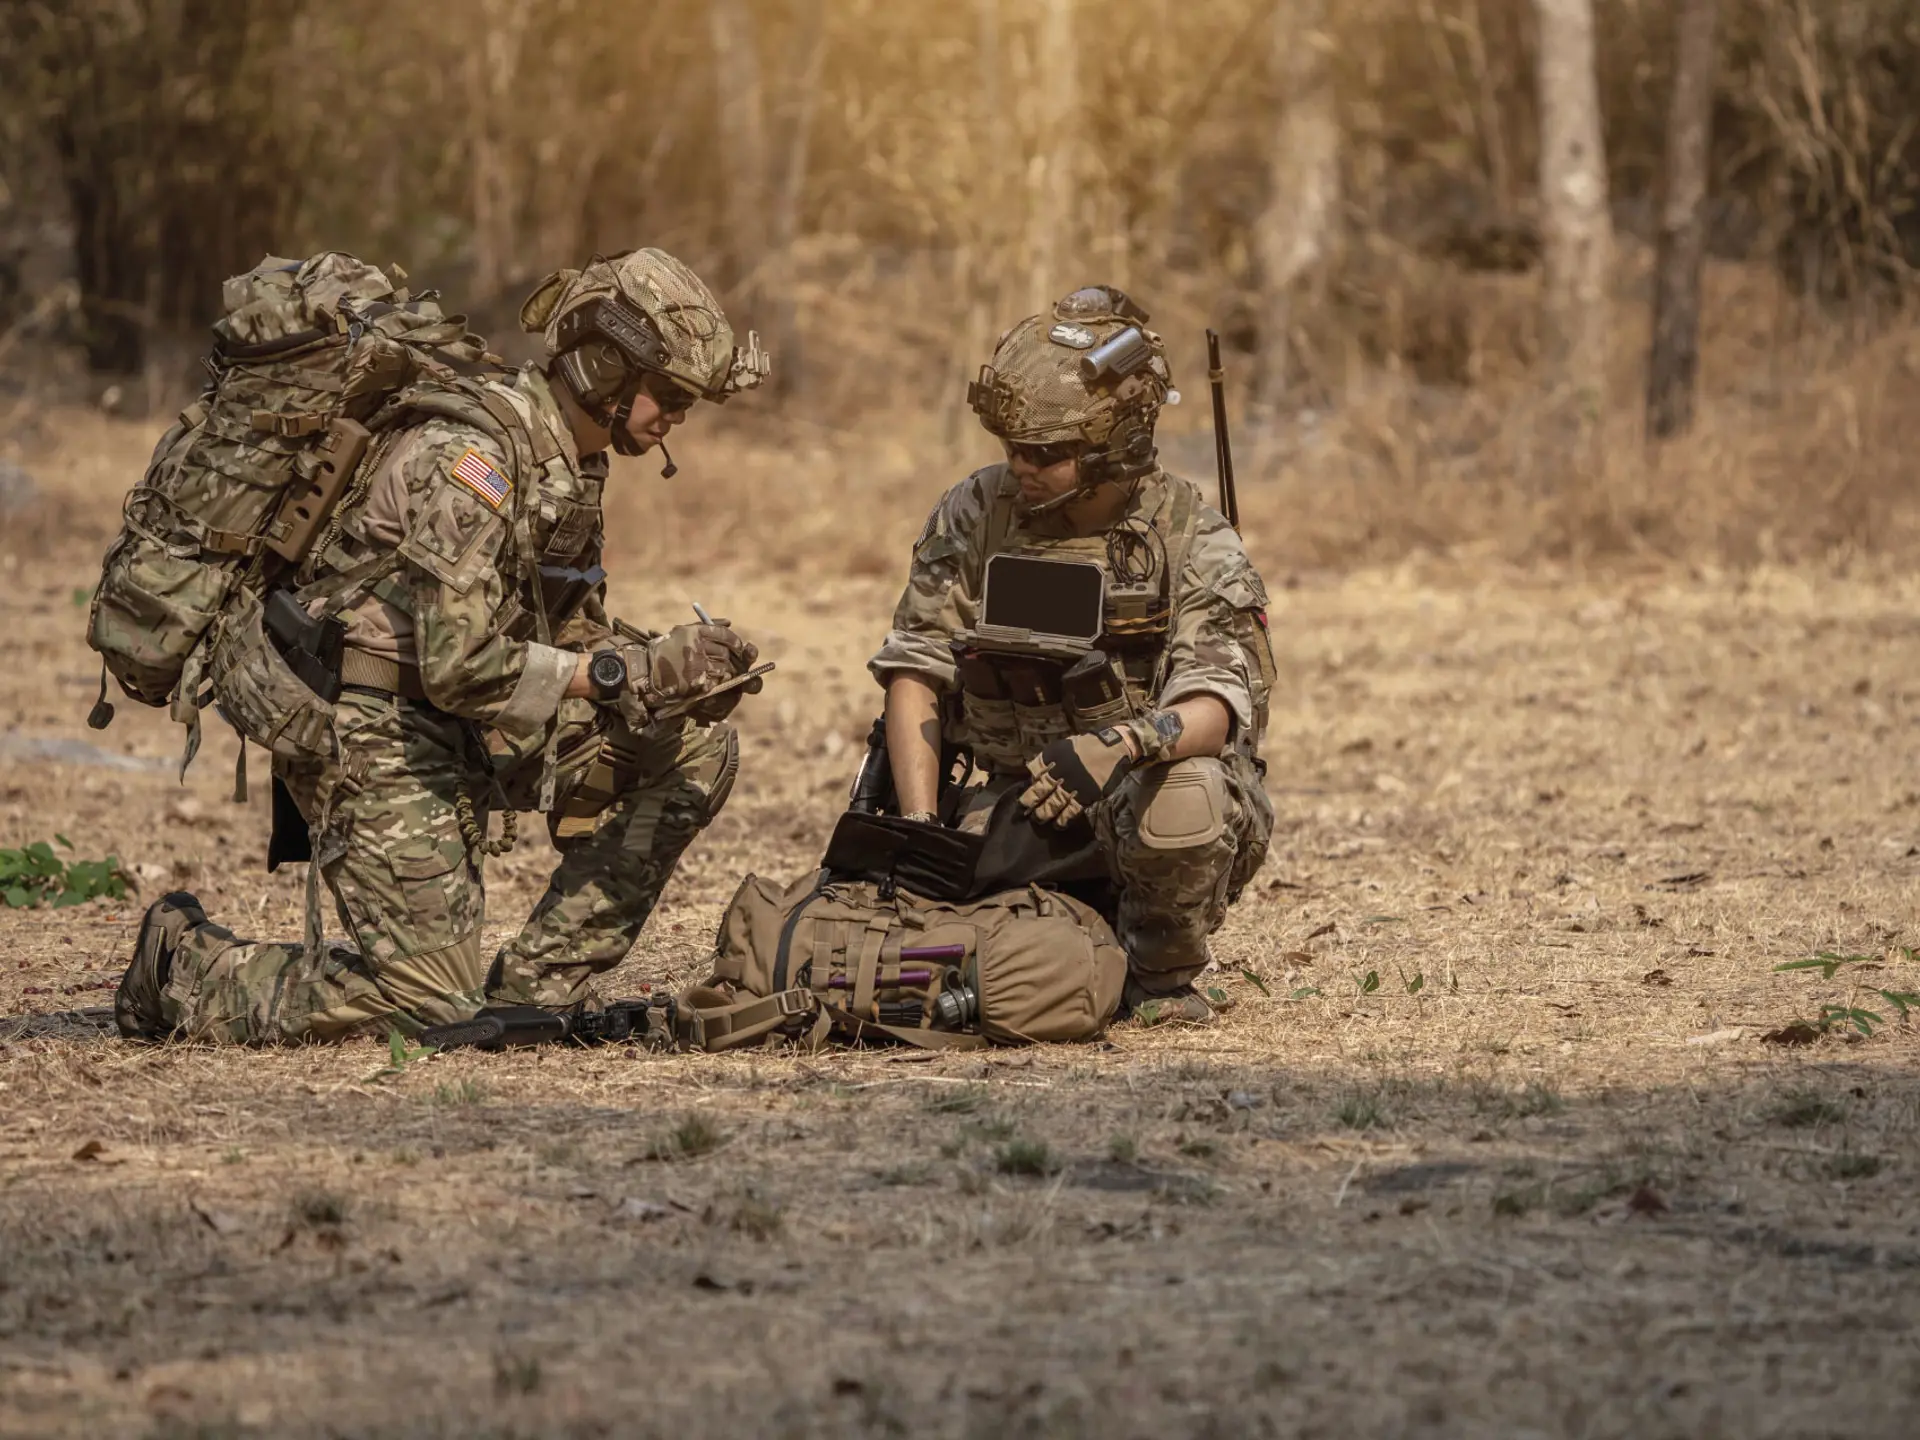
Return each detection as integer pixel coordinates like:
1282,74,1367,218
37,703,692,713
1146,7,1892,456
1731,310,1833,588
1019,727,1136,828
611,621,759,726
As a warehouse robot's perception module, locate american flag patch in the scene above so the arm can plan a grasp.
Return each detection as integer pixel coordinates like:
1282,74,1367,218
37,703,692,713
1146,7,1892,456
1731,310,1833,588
451,448,511,509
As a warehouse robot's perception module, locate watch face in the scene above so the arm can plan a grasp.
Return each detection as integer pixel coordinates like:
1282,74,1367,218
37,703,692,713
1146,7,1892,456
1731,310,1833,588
588,651,627,695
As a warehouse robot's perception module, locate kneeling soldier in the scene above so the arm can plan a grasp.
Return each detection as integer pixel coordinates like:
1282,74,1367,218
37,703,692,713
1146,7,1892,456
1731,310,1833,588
869,286,1276,1024
117,250,768,1043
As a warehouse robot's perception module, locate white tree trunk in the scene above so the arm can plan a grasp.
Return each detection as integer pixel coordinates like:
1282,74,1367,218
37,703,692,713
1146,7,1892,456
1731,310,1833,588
1533,0,1612,412
467,0,532,299
1026,0,1078,312
709,0,769,308
1255,0,1342,409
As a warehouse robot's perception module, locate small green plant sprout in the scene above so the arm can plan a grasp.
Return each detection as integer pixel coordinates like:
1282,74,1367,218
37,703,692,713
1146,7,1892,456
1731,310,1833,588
1289,985,1322,1001
0,836,131,909
994,1136,1059,1177
433,1078,486,1107
1354,970,1381,996
1239,967,1272,997
1398,966,1425,996
641,1112,726,1162
1773,949,1920,1039
366,1026,437,1081
1107,1134,1139,1164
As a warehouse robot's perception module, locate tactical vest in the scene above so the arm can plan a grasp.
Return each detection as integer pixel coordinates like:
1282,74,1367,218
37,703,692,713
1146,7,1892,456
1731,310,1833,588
953,471,1247,775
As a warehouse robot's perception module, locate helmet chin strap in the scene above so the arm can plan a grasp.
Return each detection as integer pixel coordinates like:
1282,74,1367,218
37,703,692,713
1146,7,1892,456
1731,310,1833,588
606,393,678,477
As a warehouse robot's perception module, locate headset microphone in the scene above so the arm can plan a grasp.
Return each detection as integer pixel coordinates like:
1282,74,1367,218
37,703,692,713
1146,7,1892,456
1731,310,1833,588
658,442,677,480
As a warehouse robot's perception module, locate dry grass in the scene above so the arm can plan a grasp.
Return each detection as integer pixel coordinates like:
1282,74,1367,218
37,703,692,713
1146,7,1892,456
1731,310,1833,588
3,416,1920,1436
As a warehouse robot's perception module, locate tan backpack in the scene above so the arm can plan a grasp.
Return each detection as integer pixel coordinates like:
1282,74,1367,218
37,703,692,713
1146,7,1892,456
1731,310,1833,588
85,252,496,764
682,871,1127,1051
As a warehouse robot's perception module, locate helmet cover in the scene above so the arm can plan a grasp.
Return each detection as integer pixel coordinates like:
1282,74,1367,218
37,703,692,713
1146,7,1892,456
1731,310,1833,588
519,248,770,404
967,286,1171,452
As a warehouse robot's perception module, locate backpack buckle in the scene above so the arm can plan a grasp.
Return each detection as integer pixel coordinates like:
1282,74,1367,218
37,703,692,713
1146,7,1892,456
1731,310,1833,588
774,990,814,1017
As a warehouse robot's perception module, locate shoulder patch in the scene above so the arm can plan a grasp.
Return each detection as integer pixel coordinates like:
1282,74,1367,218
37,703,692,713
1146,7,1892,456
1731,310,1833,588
451,447,512,509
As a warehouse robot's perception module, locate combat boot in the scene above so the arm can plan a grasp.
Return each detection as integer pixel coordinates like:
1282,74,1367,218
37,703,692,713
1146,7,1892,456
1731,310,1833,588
1119,977,1219,1028
115,891,208,1039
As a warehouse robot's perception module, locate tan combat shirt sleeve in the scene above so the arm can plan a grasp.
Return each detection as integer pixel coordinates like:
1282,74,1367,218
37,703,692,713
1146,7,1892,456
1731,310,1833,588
1157,505,1268,735
380,419,575,736
866,469,1001,694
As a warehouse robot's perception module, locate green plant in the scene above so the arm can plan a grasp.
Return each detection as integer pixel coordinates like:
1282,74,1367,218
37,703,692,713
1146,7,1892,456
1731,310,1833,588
294,1190,349,1227
1825,1152,1883,1180
0,836,130,909
994,1137,1059,1177
1770,1088,1845,1128
1773,951,1920,1038
365,1026,436,1082
493,1353,543,1397
1176,1136,1216,1160
1107,1134,1138,1164
1353,970,1382,996
432,1078,486,1107
642,1112,726,1161
1336,1090,1385,1130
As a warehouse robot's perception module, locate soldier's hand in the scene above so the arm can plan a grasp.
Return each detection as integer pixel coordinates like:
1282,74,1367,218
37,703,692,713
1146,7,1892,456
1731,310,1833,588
643,622,758,703
1019,728,1136,828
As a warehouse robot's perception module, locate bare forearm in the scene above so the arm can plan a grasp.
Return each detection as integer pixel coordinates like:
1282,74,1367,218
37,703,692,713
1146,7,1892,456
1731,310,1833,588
1120,695,1231,762
885,674,943,815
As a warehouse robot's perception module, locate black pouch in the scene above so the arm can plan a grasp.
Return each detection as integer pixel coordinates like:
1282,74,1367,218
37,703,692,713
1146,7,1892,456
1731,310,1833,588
822,811,983,902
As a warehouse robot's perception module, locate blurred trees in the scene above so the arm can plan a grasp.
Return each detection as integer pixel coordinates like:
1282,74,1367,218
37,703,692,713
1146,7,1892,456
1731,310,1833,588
0,0,1913,412
1647,0,1722,439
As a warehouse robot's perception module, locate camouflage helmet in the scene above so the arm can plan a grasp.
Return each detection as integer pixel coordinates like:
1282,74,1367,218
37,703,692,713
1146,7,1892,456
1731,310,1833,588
519,248,770,408
968,285,1173,488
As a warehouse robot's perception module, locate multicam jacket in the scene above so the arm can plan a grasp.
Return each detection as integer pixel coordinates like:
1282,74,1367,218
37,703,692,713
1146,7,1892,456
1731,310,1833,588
318,365,604,739
869,464,1275,770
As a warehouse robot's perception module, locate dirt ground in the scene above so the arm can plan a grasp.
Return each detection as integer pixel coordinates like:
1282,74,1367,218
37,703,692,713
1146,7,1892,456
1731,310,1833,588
3,414,1919,1439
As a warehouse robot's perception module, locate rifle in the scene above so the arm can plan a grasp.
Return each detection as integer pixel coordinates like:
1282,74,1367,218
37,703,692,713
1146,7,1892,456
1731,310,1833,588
1205,329,1240,533
418,999,678,1053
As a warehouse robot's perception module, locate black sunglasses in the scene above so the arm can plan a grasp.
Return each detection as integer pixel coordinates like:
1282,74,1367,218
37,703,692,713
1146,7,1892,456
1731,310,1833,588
640,370,699,414
1005,439,1085,468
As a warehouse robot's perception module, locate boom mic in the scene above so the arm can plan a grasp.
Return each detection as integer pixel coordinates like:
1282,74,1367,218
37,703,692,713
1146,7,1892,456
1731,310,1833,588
659,442,677,480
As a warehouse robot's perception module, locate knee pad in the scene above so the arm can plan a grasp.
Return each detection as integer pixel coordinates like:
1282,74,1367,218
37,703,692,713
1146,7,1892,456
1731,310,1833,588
1134,758,1229,852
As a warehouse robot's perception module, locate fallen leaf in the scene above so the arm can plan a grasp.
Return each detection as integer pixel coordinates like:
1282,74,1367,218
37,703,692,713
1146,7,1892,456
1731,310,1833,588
692,1272,730,1292
1641,969,1674,986
1626,1186,1669,1216
189,1197,241,1235
1282,950,1315,965
1306,922,1337,941
1686,1027,1745,1047
71,1139,105,1161
615,1197,674,1223
1761,1021,1822,1046
1651,871,1711,890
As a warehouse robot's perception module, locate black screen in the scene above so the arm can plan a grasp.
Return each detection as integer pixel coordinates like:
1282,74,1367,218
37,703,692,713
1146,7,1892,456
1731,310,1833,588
981,555,1104,639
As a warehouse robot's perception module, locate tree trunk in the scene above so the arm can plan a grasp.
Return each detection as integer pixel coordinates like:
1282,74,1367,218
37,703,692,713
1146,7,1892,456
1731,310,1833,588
1533,0,1612,416
1026,0,1077,312
467,0,532,301
1254,0,1341,411
1646,0,1721,440
767,0,828,396
708,0,769,312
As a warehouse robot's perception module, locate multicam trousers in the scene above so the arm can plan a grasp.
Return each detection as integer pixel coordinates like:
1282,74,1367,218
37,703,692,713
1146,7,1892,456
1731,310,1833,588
159,689,737,1043
955,751,1273,994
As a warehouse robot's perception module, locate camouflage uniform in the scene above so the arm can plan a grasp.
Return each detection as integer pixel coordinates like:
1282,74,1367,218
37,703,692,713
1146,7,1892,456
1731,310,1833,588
144,251,764,1043
869,460,1276,993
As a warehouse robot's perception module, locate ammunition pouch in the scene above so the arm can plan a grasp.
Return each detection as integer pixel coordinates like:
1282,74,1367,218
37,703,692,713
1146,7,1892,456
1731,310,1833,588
207,586,338,762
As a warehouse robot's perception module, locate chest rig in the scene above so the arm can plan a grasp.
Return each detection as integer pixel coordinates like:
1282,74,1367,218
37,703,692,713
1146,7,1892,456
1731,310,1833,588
952,476,1199,774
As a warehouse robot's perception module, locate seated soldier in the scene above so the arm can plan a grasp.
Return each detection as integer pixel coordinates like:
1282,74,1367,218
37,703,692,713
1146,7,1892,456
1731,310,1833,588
868,286,1276,1025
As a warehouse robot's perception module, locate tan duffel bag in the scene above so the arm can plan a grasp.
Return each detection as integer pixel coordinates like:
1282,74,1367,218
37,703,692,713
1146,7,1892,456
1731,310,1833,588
680,870,1126,1051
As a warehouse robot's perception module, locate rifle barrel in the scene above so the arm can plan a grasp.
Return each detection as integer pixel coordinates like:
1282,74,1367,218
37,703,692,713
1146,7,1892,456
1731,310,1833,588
1204,329,1240,532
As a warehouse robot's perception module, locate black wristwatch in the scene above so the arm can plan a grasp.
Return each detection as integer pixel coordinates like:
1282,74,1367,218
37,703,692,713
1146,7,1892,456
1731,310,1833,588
587,649,628,703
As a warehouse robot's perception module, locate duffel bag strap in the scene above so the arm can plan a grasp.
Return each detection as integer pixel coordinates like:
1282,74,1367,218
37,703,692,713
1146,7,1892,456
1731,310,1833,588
822,1003,987,1052
678,986,819,1053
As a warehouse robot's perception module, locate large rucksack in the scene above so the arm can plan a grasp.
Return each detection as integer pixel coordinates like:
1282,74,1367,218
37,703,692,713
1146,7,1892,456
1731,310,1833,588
680,870,1128,1051
85,253,495,750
